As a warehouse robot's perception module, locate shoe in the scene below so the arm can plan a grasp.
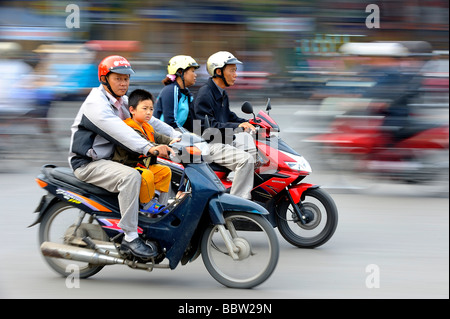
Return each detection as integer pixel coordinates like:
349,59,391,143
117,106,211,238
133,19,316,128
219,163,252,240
254,154,265,170
120,237,158,258
140,198,169,215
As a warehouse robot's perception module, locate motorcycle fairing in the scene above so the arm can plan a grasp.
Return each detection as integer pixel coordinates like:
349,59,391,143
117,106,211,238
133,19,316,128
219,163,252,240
152,163,225,268
288,183,319,204
256,110,280,132
208,193,269,224
98,218,144,234
41,183,114,214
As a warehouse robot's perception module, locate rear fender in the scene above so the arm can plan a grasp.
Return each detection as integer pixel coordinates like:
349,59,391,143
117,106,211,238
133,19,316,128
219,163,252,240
288,183,319,204
208,193,269,224
28,194,58,227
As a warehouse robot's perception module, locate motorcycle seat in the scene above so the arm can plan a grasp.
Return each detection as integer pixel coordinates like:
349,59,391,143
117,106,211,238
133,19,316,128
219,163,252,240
208,162,231,174
44,165,116,197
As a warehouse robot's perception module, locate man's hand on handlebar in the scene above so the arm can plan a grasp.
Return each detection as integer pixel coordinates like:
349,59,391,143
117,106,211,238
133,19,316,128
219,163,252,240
238,122,256,133
148,144,174,159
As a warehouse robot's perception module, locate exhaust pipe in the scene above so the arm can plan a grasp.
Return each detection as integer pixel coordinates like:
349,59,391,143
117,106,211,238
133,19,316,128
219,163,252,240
41,241,126,265
40,241,169,271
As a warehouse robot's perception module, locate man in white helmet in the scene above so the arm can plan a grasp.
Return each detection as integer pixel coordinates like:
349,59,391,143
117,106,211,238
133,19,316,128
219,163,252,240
195,51,256,137
195,51,257,158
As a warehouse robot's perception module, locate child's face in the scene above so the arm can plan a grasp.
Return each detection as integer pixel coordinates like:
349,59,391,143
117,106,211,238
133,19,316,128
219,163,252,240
130,99,153,124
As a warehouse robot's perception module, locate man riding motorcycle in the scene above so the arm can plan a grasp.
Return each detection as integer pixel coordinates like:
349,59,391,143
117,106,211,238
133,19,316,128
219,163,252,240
69,55,169,259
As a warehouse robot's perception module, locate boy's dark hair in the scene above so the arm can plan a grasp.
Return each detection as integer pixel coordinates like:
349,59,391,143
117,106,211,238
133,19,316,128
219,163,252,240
128,89,154,109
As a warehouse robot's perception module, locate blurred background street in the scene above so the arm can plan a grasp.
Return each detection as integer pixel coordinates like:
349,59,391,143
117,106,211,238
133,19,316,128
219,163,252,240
0,0,448,192
0,0,448,299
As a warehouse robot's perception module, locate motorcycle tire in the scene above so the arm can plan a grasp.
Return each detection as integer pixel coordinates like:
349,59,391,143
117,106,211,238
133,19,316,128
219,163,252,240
38,201,107,278
201,212,279,289
276,187,338,248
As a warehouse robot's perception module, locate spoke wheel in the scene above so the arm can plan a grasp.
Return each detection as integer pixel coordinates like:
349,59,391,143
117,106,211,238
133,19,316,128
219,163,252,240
201,212,279,289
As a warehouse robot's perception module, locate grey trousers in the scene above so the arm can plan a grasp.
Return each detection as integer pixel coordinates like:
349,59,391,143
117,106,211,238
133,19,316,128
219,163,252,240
206,143,254,199
233,132,257,160
74,159,141,234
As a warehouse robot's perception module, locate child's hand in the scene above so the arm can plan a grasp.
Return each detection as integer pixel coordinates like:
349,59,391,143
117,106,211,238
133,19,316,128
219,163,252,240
156,145,174,158
149,145,174,159
169,138,181,145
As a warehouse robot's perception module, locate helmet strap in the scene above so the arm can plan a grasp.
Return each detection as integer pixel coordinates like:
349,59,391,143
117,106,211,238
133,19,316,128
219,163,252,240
214,67,230,87
176,69,188,89
101,74,122,99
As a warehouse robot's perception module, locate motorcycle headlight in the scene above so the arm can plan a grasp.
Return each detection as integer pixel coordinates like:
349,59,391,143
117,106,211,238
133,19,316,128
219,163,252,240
283,153,312,173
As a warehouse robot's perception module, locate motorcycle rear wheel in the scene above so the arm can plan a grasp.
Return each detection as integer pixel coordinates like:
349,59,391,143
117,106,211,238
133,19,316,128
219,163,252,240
201,212,279,289
38,201,107,278
277,187,338,248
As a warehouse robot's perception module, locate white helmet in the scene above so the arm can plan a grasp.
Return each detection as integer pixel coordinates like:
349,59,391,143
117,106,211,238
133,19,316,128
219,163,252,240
167,55,199,75
206,51,242,77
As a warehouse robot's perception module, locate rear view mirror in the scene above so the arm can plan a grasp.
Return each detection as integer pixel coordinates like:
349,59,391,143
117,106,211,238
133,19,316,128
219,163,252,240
241,101,254,114
265,98,271,114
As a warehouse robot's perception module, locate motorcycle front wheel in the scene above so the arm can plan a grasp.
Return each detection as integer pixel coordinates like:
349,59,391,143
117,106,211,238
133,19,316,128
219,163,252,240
201,212,279,289
38,201,108,278
277,187,338,248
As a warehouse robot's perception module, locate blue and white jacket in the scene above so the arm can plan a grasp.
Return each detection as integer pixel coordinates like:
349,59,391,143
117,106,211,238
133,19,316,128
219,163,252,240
154,82,196,132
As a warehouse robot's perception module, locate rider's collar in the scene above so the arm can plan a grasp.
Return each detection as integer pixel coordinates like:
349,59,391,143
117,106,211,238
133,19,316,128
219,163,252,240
211,78,225,96
100,84,124,108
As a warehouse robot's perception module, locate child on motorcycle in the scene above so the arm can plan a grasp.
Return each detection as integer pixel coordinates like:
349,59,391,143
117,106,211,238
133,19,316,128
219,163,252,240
113,89,179,215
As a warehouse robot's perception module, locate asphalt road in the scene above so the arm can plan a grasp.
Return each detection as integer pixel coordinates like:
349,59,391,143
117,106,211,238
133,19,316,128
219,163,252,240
0,170,448,299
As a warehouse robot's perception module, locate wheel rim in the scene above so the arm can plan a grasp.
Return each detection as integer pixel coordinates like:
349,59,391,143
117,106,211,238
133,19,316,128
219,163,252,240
286,195,328,239
277,188,337,248
205,214,275,285
40,204,105,274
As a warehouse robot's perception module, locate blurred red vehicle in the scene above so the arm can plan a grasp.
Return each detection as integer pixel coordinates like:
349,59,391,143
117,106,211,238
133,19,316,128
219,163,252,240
307,109,449,188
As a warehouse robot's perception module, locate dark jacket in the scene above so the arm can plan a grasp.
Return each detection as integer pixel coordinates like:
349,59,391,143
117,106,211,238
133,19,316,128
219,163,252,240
194,78,245,143
154,82,196,132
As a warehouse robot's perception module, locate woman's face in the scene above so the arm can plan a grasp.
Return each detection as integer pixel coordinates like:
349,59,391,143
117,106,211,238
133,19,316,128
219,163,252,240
182,67,197,88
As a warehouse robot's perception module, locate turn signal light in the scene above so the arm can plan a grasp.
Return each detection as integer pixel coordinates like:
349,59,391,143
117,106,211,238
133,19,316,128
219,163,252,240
186,146,202,156
35,178,48,188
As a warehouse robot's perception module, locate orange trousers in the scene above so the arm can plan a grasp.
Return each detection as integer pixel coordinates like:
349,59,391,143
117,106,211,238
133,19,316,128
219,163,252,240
135,164,171,204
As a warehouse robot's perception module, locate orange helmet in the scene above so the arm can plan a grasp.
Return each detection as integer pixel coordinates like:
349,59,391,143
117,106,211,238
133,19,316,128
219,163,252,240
98,55,135,82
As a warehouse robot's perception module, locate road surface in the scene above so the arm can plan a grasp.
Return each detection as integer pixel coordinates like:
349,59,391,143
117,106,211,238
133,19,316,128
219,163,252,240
0,170,448,299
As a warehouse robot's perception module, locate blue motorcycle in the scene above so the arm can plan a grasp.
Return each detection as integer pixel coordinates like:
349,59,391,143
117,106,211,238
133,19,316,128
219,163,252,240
30,133,279,289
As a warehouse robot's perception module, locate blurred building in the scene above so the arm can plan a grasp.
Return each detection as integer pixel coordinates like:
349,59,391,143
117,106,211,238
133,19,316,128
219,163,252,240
1,1,448,57
0,0,448,99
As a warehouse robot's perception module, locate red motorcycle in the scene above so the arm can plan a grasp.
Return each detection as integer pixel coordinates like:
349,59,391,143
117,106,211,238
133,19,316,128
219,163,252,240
307,109,449,193
161,100,339,248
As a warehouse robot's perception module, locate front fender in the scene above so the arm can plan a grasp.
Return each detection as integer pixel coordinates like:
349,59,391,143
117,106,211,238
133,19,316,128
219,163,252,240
208,193,269,225
288,183,319,204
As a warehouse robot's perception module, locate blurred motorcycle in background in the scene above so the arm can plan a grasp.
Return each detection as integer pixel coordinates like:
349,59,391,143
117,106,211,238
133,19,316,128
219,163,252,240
306,42,449,196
